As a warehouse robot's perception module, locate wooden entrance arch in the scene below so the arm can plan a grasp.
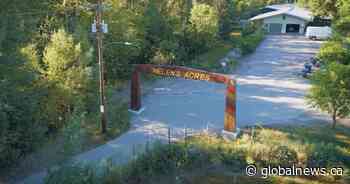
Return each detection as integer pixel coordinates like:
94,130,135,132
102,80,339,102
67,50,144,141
130,64,237,132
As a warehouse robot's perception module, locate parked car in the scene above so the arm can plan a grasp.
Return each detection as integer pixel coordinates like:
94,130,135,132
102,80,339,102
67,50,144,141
305,26,332,40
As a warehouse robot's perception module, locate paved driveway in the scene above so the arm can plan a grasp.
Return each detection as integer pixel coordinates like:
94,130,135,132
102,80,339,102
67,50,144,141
236,35,328,125
21,35,328,184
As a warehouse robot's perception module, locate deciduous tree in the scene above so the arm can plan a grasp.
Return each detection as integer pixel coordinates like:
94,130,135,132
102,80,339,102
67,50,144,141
42,29,91,129
189,4,219,49
318,41,350,65
307,63,350,128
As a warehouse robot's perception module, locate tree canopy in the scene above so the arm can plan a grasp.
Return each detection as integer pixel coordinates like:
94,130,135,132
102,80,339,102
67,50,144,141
307,63,350,128
0,0,248,168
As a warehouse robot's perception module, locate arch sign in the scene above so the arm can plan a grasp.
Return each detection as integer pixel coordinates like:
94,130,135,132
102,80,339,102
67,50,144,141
130,64,237,133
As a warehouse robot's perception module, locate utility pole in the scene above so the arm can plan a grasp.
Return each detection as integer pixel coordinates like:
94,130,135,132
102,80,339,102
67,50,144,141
96,0,107,134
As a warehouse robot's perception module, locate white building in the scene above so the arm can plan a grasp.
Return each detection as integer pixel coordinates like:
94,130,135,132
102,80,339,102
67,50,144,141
249,4,313,34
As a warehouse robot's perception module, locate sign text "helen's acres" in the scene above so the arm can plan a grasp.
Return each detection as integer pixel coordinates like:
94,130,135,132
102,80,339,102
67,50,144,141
151,67,210,81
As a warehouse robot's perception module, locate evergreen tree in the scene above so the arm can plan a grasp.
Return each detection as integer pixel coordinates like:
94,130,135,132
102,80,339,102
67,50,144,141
42,29,91,129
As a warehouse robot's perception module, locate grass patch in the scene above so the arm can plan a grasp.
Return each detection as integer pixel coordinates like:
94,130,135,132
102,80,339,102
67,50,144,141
44,123,350,184
190,42,237,73
188,28,265,74
82,102,130,146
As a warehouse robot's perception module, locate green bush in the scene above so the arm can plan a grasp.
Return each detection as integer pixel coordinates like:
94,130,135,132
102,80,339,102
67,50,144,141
190,43,235,72
45,163,100,184
307,143,341,168
0,58,47,168
61,112,88,156
106,100,130,138
238,30,265,55
270,145,298,167
217,146,246,168
245,128,305,168
247,144,298,167
123,143,202,180
317,40,350,65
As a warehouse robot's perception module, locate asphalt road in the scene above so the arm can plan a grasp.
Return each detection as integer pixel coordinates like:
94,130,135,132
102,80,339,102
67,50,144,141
20,35,329,184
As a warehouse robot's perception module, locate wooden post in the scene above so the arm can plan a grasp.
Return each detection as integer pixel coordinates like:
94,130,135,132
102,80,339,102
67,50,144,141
184,126,188,145
130,70,141,111
168,127,171,145
224,80,236,132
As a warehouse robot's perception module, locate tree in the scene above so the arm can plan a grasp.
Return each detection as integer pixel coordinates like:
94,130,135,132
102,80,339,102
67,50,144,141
307,63,350,128
42,29,91,129
233,0,285,19
308,0,339,18
0,0,50,55
215,0,236,38
21,43,44,75
190,4,219,38
189,3,219,49
0,56,46,167
335,16,350,37
334,0,350,36
101,1,146,80
338,0,350,17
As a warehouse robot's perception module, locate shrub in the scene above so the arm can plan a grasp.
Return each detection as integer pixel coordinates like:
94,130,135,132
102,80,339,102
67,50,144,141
218,146,246,168
241,23,260,36
246,128,305,167
270,145,298,167
45,163,100,184
307,143,341,168
238,29,265,55
106,101,130,138
61,112,88,156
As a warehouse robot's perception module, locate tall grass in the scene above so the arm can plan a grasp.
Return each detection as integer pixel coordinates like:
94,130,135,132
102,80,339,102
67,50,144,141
44,124,350,184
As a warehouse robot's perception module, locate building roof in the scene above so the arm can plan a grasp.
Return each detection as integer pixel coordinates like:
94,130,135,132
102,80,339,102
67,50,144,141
249,4,313,22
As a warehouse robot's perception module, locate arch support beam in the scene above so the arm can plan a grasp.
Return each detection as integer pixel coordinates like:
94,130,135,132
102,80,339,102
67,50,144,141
130,64,237,132
130,70,141,111
225,80,236,132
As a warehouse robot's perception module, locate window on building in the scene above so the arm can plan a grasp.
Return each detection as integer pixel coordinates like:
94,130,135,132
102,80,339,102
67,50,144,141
283,15,286,20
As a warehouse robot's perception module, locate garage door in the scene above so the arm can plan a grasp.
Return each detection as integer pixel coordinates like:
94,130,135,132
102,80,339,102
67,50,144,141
269,23,282,33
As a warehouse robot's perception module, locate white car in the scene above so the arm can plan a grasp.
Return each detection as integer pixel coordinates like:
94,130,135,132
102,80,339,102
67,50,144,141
305,26,332,40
